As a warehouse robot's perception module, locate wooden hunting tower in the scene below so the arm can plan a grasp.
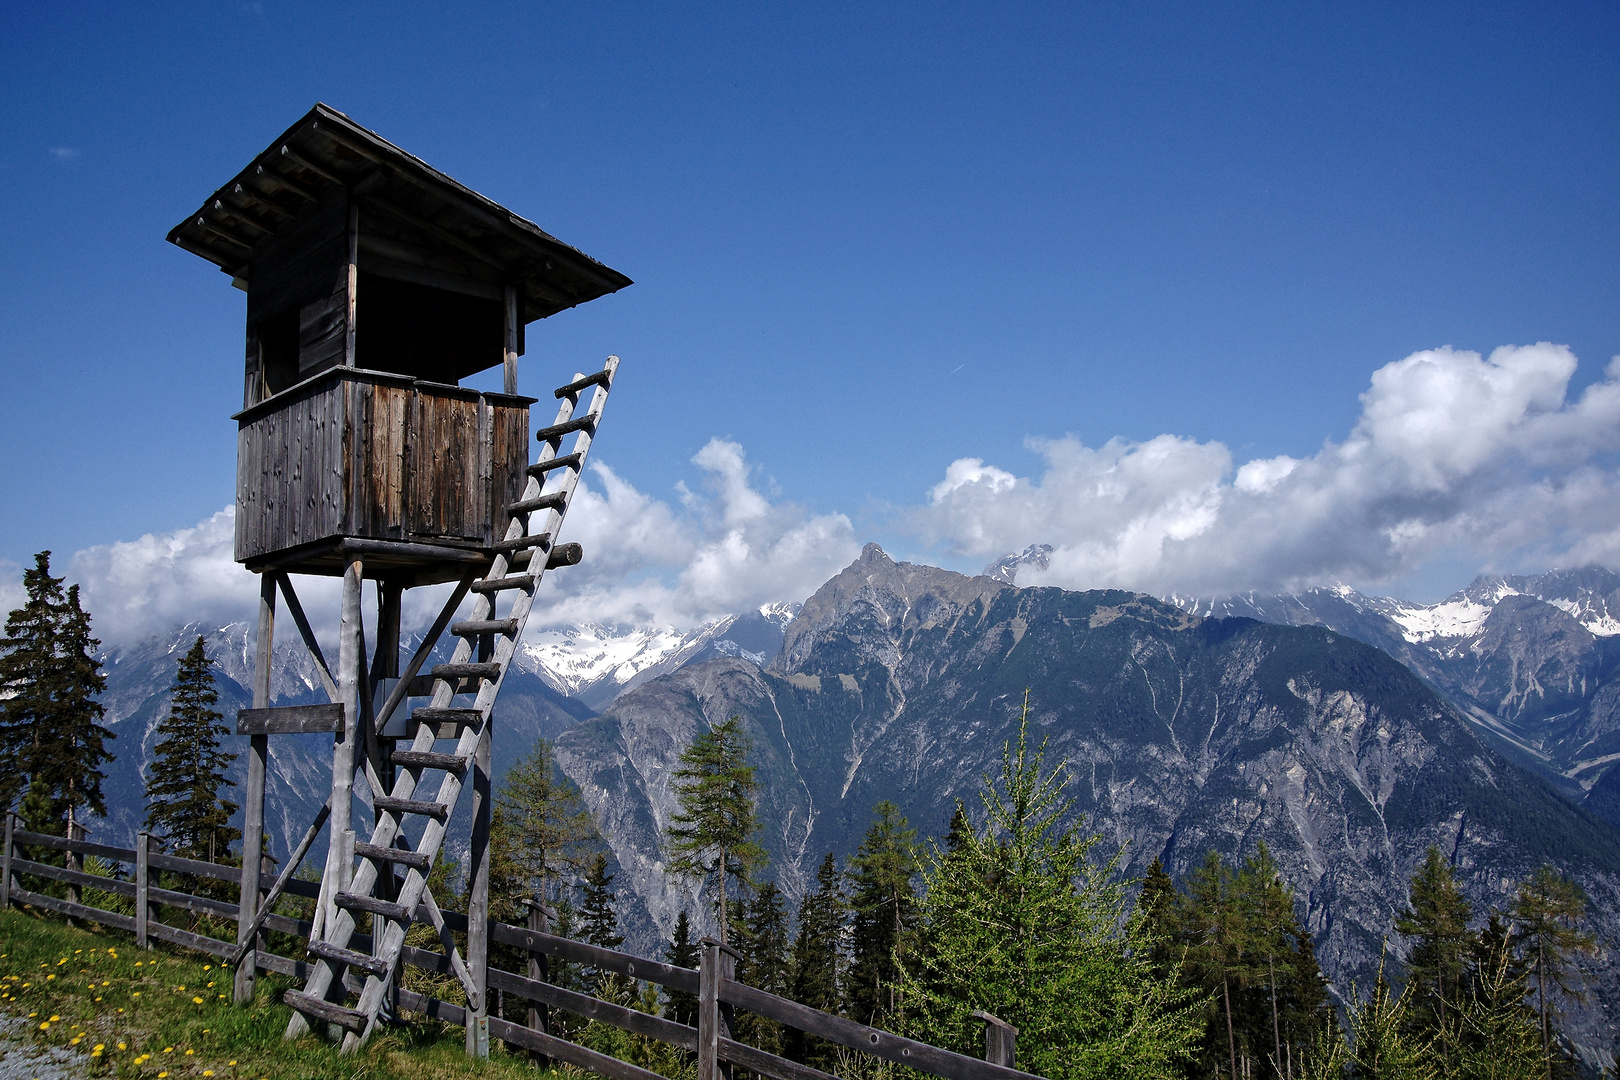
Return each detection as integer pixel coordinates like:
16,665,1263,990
169,103,631,582
169,104,632,1053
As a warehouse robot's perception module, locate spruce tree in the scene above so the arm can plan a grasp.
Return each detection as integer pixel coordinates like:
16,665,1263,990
580,851,624,951
737,880,792,1054
1394,846,1473,1063
1136,857,1178,977
1510,865,1595,1079
663,910,701,1026
0,555,112,834
846,799,918,1026
788,852,846,1067
145,636,238,861
666,715,763,945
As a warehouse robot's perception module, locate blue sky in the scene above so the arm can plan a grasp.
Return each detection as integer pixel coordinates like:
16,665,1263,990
4,2,1620,635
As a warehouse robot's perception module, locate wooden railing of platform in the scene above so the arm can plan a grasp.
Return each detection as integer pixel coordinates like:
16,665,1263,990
0,814,1040,1080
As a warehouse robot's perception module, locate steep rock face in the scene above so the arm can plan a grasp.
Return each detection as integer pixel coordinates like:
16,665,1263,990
1181,570,1620,816
555,548,1620,1048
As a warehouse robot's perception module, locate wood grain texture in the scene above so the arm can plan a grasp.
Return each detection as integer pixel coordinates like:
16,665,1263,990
237,703,345,735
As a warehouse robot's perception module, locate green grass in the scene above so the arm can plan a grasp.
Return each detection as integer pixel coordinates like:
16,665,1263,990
0,907,563,1080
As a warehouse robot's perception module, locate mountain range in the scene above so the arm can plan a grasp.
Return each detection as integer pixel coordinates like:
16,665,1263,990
77,548,1620,1059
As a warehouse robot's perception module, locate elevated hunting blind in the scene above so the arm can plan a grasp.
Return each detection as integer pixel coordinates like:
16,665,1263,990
169,104,630,1054
170,102,631,579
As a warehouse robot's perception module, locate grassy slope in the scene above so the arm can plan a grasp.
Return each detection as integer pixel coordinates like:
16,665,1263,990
0,909,557,1080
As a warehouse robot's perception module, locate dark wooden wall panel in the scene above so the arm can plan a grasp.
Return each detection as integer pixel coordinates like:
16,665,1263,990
407,390,484,541
236,371,528,562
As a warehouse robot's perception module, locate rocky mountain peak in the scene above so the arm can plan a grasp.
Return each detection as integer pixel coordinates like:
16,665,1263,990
775,544,1007,674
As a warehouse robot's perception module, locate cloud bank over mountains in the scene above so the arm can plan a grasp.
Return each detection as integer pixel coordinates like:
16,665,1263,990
921,343,1620,597
9,344,1620,645
39,439,860,647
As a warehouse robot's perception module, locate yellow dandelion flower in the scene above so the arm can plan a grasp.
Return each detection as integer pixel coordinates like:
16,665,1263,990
49,1015,59,1021
229,1060,237,1065
204,1072,215,1077
26,1011,35,1017
101,980,108,986
159,1072,169,1078
203,964,211,970
132,991,140,997
186,1048,195,1055
45,974,54,980
94,996,101,1002
192,996,203,1004
38,1022,48,1030
118,1042,126,1050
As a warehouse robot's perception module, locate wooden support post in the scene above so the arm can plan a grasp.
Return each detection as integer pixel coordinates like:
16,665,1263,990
134,832,150,950
465,718,492,1058
237,572,275,1004
503,284,519,396
524,899,551,1066
321,556,364,941
699,938,738,1080
972,1011,1017,1069
0,813,12,911
344,202,359,367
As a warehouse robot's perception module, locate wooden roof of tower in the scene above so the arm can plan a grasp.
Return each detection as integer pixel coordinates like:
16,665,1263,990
166,102,632,322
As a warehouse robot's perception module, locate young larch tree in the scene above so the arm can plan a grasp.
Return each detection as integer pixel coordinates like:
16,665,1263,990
665,714,762,945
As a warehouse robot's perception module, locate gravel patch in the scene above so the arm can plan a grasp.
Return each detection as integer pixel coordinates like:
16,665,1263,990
0,1014,86,1080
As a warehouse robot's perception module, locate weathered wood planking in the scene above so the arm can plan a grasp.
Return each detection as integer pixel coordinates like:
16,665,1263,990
235,369,530,562
238,703,345,735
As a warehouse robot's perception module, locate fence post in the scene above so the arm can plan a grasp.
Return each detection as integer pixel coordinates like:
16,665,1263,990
134,832,150,950
1,813,12,911
700,937,738,1080
972,1010,1017,1069
524,898,551,1066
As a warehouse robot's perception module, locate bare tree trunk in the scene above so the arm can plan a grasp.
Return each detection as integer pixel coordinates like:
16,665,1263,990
1269,953,1282,1080
1224,976,1238,1080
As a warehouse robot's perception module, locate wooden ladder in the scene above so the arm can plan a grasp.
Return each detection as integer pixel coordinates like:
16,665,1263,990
282,356,620,1051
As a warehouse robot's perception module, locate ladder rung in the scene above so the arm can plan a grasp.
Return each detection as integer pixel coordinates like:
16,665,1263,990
535,415,596,443
354,841,431,871
527,454,581,477
432,661,500,681
283,989,367,1032
307,940,389,978
492,531,551,553
391,749,468,773
509,490,567,516
555,370,611,398
334,892,412,923
410,707,481,725
451,618,519,638
511,541,583,571
373,796,450,821
469,574,534,594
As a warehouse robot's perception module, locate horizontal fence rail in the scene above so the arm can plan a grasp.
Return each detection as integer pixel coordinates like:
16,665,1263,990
0,816,1039,1080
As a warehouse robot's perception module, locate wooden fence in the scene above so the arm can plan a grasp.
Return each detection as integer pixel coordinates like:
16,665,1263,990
0,815,1042,1080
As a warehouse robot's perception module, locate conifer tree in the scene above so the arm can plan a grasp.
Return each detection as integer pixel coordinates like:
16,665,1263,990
0,554,113,834
1137,857,1178,976
580,852,624,951
789,852,846,1067
1510,865,1595,1079
666,715,762,945
903,693,1201,1078
1455,915,1542,1080
1394,846,1473,1063
145,636,238,861
737,880,792,1054
494,738,597,905
846,799,918,1026
1345,961,1432,1080
663,910,701,1026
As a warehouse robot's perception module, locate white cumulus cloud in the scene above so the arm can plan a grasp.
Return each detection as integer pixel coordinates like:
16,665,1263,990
914,343,1620,596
